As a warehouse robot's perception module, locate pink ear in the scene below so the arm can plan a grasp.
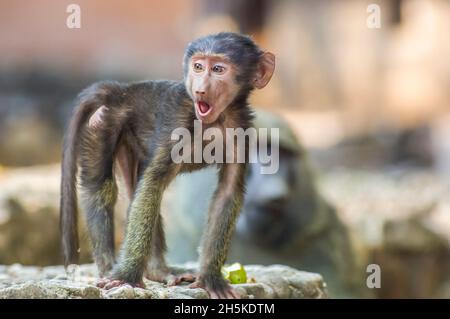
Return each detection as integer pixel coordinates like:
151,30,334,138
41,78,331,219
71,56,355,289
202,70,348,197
253,52,276,89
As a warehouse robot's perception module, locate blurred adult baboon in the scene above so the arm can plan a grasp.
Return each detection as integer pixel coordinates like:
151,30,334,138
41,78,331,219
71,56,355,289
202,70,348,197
165,110,369,298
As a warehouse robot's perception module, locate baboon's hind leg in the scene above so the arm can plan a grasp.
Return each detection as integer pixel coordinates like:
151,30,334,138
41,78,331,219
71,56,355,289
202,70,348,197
79,106,119,276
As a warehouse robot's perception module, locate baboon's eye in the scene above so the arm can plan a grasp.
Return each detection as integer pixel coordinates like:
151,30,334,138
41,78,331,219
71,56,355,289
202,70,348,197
193,62,204,72
212,65,225,74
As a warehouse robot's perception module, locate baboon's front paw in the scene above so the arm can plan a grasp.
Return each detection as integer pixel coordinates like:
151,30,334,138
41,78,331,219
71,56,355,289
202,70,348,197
189,275,240,299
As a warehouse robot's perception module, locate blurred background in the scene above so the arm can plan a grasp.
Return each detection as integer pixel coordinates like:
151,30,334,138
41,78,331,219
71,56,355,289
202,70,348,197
0,0,449,298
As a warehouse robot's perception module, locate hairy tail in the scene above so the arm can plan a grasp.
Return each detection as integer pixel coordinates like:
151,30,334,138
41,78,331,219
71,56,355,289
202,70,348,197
60,94,97,267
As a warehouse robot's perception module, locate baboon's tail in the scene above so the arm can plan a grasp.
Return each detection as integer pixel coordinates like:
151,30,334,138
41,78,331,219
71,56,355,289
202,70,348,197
60,96,96,267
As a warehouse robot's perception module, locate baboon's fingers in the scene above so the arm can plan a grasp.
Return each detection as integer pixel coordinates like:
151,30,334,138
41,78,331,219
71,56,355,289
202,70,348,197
208,285,240,299
218,289,227,299
209,291,219,299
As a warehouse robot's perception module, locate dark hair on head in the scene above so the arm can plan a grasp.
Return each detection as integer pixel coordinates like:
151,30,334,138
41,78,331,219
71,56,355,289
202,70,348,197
183,32,264,86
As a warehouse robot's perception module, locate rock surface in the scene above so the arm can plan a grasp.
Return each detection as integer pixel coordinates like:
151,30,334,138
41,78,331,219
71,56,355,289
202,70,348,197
0,263,327,299
2,165,449,298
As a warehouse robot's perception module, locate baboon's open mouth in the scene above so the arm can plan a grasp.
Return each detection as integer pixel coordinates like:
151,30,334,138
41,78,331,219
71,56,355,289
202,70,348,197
197,101,212,116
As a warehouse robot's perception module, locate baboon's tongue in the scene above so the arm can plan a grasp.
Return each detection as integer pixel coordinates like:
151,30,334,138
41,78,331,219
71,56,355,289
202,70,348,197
198,101,210,114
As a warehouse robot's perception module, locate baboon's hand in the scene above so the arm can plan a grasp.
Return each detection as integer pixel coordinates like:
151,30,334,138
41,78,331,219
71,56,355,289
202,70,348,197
189,275,241,299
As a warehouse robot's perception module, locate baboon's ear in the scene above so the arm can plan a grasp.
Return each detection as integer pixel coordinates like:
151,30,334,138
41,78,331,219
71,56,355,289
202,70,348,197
253,52,275,89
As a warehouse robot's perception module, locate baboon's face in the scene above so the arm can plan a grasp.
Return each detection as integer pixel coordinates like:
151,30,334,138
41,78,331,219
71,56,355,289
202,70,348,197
185,54,240,124
183,33,276,125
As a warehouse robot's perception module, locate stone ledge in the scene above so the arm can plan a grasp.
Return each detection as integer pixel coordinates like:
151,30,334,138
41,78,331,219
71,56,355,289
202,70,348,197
0,263,327,299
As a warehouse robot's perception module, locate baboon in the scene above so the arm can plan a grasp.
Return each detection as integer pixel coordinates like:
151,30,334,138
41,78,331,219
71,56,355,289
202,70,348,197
60,32,275,298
